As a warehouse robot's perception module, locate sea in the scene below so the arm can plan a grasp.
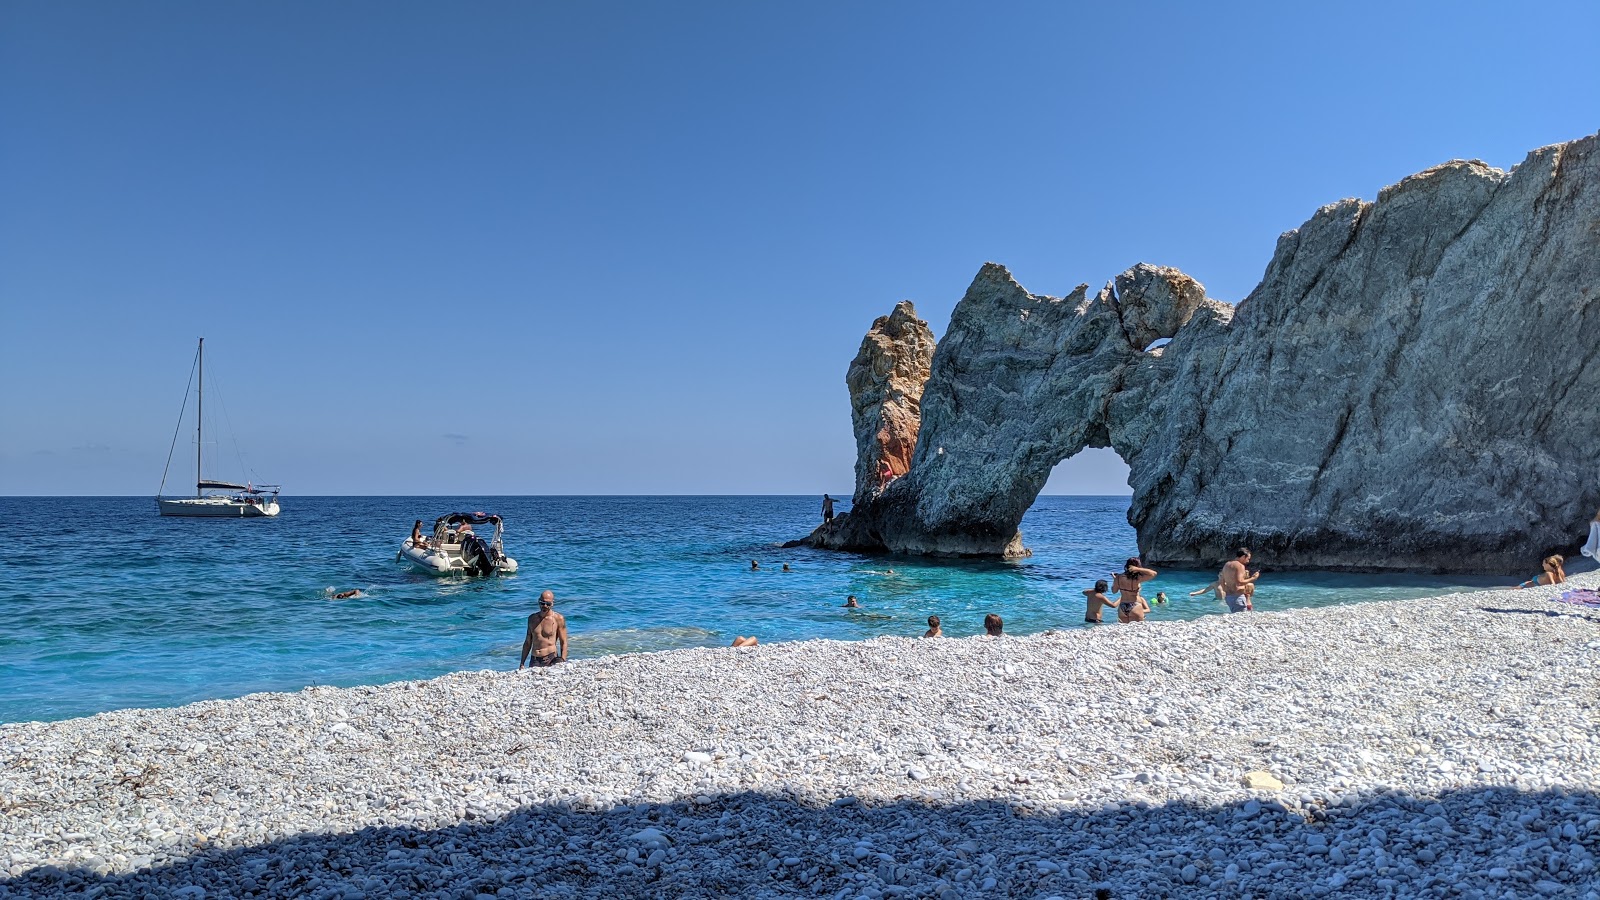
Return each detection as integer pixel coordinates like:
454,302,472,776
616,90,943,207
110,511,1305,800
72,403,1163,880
0,495,1506,724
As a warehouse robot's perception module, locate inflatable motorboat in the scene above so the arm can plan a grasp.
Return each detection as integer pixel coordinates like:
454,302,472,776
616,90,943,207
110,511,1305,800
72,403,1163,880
399,512,518,576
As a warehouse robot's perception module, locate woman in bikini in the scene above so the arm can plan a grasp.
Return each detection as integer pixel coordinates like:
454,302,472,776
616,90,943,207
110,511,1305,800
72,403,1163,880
1112,557,1158,623
1516,554,1566,589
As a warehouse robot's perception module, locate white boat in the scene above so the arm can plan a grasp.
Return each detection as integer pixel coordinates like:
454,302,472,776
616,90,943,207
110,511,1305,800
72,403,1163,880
156,337,282,518
400,512,518,576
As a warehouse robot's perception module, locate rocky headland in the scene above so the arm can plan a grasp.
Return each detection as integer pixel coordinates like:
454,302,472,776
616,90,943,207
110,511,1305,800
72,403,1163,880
805,132,1600,572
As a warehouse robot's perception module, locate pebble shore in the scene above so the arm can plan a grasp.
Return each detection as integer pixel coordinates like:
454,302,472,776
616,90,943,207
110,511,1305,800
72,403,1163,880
3,575,1598,899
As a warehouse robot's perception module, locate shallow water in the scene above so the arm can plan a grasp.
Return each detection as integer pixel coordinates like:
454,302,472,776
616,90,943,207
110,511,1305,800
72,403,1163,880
0,495,1504,723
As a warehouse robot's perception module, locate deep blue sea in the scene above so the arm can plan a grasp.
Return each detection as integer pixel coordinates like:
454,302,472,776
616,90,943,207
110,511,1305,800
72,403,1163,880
0,496,1505,724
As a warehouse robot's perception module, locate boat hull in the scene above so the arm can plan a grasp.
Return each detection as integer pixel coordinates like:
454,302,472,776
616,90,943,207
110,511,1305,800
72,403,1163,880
399,539,517,576
158,498,280,518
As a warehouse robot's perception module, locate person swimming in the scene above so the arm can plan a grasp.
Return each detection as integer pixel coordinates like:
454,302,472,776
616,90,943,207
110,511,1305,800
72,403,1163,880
750,560,759,571
844,595,860,608
924,615,942,637
983,613,1003,636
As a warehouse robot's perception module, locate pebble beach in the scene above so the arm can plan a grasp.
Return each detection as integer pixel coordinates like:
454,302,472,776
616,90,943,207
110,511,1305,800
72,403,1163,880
3,574,1598,899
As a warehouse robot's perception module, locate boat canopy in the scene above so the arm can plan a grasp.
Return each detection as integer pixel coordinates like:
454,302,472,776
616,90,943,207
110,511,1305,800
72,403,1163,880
434,512,503,529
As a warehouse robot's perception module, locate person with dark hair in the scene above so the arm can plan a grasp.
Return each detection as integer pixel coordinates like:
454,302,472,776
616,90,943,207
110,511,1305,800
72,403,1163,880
844,595,860,608
1083,579,1116,624
924,615,942,637
1112,557,1158,611
751,560,759,571
822,494,835,523
983,613,1003,636
410,519,427,549
1219,547,1260,612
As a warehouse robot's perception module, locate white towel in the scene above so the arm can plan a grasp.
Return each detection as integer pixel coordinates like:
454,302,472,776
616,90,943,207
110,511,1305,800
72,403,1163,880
1584,521,1600,559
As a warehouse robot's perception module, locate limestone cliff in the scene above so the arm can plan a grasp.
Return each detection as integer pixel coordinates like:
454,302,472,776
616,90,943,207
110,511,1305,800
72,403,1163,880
809,132,1600,572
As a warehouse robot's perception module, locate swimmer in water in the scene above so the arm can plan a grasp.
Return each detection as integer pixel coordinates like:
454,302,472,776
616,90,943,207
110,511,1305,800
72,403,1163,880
844,595,860,608
781,564,791,572
751,560,759,571
1153,591,1168,605
924,615,942,638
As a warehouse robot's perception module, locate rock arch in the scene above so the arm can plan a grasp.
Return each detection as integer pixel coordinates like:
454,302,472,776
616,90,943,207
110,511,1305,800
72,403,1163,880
805,133,1600,573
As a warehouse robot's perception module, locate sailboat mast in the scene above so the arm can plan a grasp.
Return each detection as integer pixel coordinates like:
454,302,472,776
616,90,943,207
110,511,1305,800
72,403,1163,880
196,337,203,497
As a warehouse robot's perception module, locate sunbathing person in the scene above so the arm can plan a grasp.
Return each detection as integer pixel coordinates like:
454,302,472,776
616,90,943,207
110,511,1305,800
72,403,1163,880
731,635,759,647
1517,554,1566,589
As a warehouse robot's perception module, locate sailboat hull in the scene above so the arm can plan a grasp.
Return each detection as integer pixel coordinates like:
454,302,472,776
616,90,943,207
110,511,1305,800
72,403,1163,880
158,497,280,518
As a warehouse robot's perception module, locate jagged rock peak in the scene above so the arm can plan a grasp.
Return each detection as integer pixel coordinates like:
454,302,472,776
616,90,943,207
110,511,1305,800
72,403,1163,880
845,300,935,507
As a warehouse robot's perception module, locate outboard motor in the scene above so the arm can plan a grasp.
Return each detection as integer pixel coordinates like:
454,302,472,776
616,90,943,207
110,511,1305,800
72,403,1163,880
461,533,495,575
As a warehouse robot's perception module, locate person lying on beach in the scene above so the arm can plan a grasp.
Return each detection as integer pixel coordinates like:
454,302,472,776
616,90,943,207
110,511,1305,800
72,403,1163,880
1083,580,1116,623
1516,554,1566,589
1219,548,1260,612
924,615,942,637
1118,592,1151,623
731,635,759,647
519,590,568,668
984,613,1003,636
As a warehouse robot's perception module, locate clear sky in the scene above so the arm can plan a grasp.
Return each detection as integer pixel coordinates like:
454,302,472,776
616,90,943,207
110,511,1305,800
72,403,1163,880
2,1,1596,496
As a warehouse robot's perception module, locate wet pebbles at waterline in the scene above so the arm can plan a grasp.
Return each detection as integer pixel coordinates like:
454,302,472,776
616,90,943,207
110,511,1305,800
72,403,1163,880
1,575,1597,898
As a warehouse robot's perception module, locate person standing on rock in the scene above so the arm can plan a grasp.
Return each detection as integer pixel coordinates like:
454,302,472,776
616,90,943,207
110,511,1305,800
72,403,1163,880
1083,580,1116,624
519,590,568,669
821,494,835,524
1219,548,1260,612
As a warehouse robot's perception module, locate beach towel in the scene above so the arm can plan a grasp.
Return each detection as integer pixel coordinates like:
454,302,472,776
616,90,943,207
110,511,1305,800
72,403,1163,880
1583,521,1600,559
1555,588,1600,608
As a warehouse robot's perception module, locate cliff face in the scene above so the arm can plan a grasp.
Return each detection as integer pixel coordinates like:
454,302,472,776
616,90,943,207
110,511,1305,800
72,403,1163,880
809,133,1600,572
845,301,936,508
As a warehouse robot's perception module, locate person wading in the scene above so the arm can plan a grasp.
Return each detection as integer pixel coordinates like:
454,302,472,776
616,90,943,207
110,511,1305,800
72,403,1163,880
519,590,568,668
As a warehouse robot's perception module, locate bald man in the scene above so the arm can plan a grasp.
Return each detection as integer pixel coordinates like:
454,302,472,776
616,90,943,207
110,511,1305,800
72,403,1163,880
519,590,568,668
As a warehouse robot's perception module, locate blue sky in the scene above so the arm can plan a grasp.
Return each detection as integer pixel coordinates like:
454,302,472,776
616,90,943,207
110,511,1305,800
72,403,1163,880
2,1,1596,496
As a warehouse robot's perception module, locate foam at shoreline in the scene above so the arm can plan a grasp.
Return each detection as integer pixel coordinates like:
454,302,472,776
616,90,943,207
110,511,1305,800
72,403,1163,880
2,575,1598,897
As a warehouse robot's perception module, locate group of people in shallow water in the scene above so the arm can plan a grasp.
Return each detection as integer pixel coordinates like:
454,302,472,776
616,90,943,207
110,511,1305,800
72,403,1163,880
1081,546,1264,624
514,524,1589,668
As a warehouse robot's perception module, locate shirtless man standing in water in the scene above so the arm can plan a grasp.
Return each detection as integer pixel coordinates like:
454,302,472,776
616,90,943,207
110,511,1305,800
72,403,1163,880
1220,547,1260,613
519,590,568,668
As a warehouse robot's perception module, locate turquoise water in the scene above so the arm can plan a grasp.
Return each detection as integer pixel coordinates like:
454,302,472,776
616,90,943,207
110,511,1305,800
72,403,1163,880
0,496,1504,723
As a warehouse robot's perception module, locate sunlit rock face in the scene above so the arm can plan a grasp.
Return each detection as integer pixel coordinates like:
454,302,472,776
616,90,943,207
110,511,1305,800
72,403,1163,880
846,301,936,508
808,132,1600,572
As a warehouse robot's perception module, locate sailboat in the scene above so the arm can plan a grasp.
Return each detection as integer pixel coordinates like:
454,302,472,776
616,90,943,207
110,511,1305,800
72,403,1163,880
156,338,282,518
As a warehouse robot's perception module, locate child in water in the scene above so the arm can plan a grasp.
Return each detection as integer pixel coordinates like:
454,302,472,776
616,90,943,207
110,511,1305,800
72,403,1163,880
1082,580,1116,623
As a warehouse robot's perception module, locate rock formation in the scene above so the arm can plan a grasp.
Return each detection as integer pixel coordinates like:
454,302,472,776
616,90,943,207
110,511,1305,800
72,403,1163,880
806,132,1600,573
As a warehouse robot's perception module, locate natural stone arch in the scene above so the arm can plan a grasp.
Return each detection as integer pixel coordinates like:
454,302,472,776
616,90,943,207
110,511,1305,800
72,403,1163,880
805,132,1600,572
